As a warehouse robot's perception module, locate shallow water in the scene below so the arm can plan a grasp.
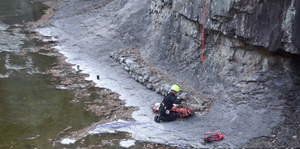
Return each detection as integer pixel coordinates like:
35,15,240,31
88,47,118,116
0,0,47,25
0,0,100,148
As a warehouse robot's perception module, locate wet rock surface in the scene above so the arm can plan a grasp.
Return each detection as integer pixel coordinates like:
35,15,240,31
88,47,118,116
31,0,300,148
110,48,212,114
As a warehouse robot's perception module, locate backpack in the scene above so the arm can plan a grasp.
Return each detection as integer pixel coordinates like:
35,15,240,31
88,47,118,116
203,133,223,143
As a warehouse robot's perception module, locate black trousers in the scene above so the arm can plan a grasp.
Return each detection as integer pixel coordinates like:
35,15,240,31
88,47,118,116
159,105,177,122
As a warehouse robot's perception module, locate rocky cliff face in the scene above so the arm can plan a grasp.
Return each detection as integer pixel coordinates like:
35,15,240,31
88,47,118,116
142,0,300,147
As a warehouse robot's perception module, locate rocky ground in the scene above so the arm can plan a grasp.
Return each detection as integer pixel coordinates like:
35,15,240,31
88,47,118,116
25,0,299,148
26,27,176,148
25,0,211,148
23,0,191,148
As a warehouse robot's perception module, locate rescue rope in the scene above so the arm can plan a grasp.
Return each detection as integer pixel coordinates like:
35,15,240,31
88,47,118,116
201,0,208,70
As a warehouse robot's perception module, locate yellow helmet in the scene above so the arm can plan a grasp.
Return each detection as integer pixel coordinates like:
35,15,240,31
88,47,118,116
171,84,180,92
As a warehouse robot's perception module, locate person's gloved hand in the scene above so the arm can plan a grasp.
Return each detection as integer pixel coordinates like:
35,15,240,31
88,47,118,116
182,95,186,100
165,110,170,114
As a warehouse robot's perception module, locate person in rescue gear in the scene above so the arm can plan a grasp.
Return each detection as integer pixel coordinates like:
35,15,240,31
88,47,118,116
154,84,186,123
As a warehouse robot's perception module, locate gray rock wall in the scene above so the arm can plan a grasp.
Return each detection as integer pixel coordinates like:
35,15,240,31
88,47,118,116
110,49,212,113
145,0,300,103
140,0,300,147
154,0,300,53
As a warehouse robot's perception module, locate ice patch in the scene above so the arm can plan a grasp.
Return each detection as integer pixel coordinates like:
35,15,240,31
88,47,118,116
119,140,135,148
56,85,68,90
0,22,8,30
52,45,62,50
60,138,76,145
35,27,63,42
0,74,9,78
5,64,26,71
89,119,149,134
35,27,54,37
26,69,41,74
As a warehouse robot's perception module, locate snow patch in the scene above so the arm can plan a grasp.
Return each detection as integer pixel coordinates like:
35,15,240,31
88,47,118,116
119,140,136,148
60,138,76,145
89,119,149,134
0,22,8,30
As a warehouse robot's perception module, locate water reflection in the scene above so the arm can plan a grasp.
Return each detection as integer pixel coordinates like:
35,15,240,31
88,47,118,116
0,0,48,25
0,0,100,148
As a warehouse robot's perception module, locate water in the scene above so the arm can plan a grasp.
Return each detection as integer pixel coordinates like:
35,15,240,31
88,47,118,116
0,0,47,25
0,0,100,148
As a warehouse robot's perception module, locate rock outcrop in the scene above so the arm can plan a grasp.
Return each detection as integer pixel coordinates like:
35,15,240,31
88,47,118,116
138,0,300,147
110,48,212,113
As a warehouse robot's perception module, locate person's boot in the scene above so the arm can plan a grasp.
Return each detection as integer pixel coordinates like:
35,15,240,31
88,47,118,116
154,115,160,123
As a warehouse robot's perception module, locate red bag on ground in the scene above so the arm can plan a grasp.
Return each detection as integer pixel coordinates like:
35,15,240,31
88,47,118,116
203,133,223,143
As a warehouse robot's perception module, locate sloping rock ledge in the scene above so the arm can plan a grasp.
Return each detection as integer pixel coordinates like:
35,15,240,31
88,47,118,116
110,48,213,114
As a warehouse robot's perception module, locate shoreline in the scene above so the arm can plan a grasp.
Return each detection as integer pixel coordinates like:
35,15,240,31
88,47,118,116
26,0,211,148
24,0,184,148
22,0,147,148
